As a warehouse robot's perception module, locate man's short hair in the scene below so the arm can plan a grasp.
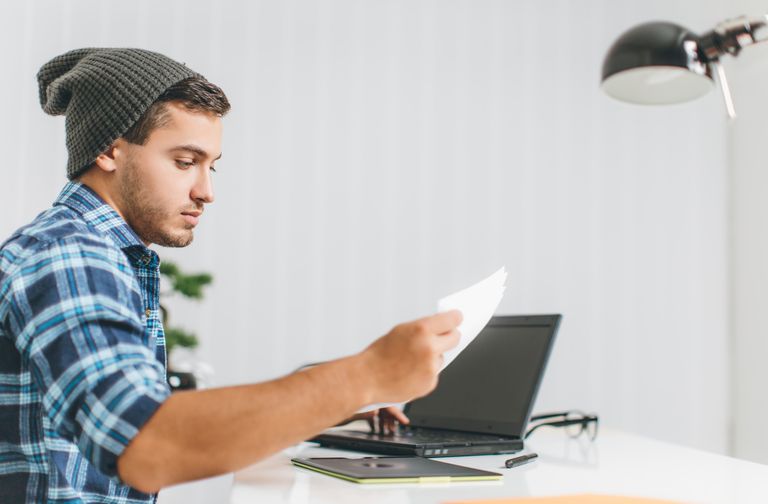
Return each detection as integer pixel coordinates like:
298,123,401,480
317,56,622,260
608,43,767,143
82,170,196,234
123,76,231,146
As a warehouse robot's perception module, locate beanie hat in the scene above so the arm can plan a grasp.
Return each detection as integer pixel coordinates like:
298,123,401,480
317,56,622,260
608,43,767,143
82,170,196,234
37,48,202,179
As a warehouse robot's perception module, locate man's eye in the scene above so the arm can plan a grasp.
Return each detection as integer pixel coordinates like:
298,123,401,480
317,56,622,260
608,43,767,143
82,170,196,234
210,165,217,173
176,160,194,169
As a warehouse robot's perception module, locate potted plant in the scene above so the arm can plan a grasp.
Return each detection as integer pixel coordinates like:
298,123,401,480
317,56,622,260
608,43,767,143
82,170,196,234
160,260,212,391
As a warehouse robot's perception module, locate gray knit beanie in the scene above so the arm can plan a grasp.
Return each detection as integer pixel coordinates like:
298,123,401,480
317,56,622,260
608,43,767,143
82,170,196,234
37,48,202,179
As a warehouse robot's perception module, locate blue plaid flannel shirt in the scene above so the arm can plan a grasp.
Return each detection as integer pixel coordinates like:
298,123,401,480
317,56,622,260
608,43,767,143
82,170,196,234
0,181,170,503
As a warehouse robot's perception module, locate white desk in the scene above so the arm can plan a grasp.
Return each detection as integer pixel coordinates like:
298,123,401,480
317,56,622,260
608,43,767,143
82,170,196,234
230,429,768,503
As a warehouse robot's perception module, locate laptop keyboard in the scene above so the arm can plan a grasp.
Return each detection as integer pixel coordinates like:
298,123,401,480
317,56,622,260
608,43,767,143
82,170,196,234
339,426,513,444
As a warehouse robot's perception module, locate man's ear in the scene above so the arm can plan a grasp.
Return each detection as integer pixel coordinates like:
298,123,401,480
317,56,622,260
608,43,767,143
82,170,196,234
93,141,126,173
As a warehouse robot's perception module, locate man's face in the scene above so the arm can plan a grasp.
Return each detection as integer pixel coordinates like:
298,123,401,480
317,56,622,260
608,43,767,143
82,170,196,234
115,102,222,247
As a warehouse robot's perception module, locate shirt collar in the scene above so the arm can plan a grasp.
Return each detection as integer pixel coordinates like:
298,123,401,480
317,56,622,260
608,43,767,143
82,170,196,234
53,181,150,255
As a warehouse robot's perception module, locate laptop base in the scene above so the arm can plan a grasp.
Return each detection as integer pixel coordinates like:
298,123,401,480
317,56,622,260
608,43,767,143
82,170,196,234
311,430,524,457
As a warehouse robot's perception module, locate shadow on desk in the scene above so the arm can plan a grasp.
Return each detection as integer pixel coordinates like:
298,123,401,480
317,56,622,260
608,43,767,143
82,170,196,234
157,473,233,504
529,435,600,468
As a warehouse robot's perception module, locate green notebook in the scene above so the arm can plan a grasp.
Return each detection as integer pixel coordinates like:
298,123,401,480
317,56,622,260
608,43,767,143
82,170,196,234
291,456,502,484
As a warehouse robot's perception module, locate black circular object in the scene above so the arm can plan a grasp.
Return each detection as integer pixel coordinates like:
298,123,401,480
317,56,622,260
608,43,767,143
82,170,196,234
601,21,714,104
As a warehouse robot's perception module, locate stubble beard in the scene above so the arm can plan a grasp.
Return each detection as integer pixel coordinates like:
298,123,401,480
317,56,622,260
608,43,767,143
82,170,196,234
118,158,195,248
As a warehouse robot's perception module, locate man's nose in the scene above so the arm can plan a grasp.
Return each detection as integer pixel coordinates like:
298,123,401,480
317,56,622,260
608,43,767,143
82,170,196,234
191,167,215,204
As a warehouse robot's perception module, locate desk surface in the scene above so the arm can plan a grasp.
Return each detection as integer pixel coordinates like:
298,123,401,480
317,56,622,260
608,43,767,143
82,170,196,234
231,429,768,504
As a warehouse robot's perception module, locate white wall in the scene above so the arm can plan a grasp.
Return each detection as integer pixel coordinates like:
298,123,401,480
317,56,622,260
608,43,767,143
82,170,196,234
724,0,768,464
0,0,732,454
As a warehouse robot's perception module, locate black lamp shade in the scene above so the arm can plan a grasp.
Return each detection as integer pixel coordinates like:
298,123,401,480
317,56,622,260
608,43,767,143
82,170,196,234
601,21,714,104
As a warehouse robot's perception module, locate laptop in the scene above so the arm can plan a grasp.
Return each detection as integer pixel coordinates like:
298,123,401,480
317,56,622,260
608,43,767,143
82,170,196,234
311,314,561,457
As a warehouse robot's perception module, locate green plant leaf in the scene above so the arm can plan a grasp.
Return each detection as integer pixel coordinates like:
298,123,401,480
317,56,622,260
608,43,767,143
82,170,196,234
173,273,213,299
160,261,180,277
159,259,211,354
165,327,199,353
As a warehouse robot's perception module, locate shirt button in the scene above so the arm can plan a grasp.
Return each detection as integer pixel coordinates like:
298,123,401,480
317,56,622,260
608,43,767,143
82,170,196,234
142,255,151,265
145,309,151,317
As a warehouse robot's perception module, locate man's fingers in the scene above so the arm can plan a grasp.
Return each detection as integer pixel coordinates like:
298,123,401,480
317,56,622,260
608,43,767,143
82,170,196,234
418,309,463,335
383,415,396,434
433,328,461,353
384,406,409,425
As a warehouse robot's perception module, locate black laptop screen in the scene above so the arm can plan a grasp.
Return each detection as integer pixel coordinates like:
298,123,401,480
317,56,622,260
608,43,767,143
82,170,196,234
404,315,559,438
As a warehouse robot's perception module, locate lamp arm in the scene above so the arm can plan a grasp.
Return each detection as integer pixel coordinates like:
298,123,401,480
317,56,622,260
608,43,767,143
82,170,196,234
696,15,768,120
699,15,768,62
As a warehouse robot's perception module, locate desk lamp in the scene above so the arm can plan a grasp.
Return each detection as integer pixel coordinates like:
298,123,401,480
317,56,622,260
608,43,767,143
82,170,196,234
601,15,768,117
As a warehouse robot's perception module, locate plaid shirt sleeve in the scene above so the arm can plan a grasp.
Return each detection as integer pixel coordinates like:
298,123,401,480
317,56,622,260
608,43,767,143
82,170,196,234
4,233,170,478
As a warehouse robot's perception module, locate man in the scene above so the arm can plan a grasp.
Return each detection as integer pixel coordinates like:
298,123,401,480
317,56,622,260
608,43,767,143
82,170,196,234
0,48,461,503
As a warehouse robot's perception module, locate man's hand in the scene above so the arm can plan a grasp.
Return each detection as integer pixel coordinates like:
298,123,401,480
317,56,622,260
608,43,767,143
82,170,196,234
339,406,410,434
118,310,461,492
359,310,462,404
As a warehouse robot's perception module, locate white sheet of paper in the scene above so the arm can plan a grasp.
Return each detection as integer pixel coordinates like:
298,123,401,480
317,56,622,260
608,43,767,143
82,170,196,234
359,267,507,413
437,266,507,371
